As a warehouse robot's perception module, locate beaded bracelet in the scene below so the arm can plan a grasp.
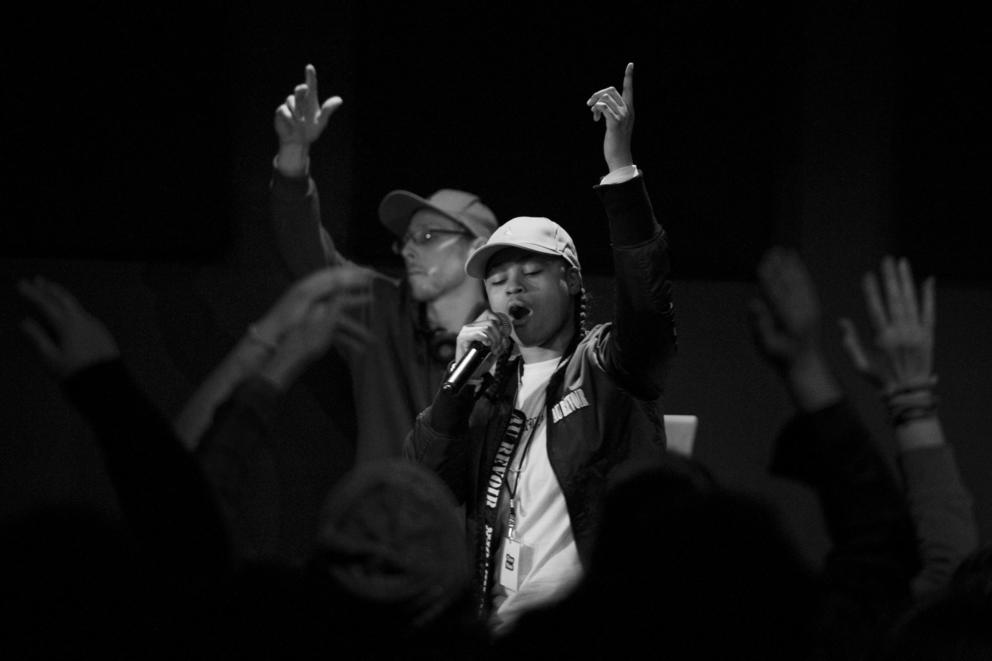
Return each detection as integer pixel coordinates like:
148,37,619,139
882,375,939,398
882,375,938,427
891,404,938,427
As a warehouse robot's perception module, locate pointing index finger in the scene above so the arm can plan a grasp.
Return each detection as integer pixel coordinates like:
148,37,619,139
622,62,634,106
306,64,318,103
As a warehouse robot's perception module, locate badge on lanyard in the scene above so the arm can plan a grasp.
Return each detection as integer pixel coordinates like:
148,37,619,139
499,502,529,591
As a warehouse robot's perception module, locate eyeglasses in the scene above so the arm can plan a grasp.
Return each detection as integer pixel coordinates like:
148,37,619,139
392,228,473,254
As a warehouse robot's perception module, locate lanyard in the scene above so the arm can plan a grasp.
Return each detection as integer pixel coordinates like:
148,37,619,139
476,408,527,617
505,409,544,537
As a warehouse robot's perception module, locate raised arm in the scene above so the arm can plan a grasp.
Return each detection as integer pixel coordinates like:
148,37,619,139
17,278,230,579
839,256,978,598
749,249,918,657
587,63,676,399
174,265,371,450
271,64,349,276
191,279,371,566
749,247,843,412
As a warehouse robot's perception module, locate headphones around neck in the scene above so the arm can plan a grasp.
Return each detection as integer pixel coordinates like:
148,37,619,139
423,327,457,364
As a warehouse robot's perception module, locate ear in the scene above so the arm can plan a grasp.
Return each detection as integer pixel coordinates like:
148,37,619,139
565,267,582,295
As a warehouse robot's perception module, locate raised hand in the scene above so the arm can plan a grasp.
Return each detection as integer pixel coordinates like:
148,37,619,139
749,247,822,369
175,266,372,448
251,264,371,350
274,64,343,148
258,290,372,391
750,248,842,411
587,62,635,172
839,256,936,393
17,277,120,380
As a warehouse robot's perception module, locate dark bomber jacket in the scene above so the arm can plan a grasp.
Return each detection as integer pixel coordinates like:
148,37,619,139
404,175,677,585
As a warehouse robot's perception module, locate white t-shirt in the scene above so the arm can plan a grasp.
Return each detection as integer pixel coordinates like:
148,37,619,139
490,357,583,634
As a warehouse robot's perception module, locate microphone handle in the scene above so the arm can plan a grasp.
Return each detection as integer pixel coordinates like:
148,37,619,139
441,341,490,394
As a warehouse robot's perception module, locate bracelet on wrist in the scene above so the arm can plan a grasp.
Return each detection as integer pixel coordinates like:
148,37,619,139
881,375,939,427
891,404,938,427
882,375,939,398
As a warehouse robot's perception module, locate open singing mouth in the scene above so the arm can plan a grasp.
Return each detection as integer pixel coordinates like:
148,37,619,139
508,301,532,322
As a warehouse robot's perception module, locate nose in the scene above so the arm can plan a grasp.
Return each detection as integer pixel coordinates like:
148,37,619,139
504,272,524,294
400,239,417,261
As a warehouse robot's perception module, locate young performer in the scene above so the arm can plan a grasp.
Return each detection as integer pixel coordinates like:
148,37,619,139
405,62,677,632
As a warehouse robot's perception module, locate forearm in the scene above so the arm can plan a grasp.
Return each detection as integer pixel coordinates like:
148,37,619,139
897,440,979,598
63,360,230,576
596,176,676,397
404,387,475,501
783,351,844,413
893,415,945,452
270,168,344,276
174,336,273,450
276,144,309,178
196,377,282,565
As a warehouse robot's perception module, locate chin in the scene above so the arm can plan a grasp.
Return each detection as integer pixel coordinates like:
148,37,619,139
512,326,548,348
407,279,439,302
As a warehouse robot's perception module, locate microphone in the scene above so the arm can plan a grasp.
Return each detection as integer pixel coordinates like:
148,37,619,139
441,313,511,394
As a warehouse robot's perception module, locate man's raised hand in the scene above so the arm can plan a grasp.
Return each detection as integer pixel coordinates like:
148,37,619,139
274,64,343,175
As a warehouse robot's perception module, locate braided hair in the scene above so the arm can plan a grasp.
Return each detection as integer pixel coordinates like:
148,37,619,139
574,284,589,342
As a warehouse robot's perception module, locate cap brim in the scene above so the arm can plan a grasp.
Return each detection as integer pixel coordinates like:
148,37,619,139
378,190,467,237
465,241,565,279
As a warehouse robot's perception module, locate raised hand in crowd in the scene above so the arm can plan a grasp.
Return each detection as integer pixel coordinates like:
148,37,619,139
839,256,937,435
749,246,843,411
255,266,372,390
749,246,920,657
16,278,231,591
175,265,371,449
840,256,977,598
17,277,120,380
274,64,342,176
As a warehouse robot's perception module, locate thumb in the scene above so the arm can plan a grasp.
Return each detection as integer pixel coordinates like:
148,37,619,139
317,96,343,130
20,318,61,374
837,318,873,376
747,297,780,354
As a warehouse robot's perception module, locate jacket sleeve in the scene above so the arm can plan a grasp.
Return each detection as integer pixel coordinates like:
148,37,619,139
771,399,919,659
897,444,979,599
61,360,231,581
593,175,676,400
403,386,477,504
270,168,349,277
195,376,283,566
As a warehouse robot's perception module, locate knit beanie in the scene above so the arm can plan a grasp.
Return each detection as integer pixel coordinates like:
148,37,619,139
311,459,470,629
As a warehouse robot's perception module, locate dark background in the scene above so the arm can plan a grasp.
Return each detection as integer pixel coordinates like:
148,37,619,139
2,1,990,566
